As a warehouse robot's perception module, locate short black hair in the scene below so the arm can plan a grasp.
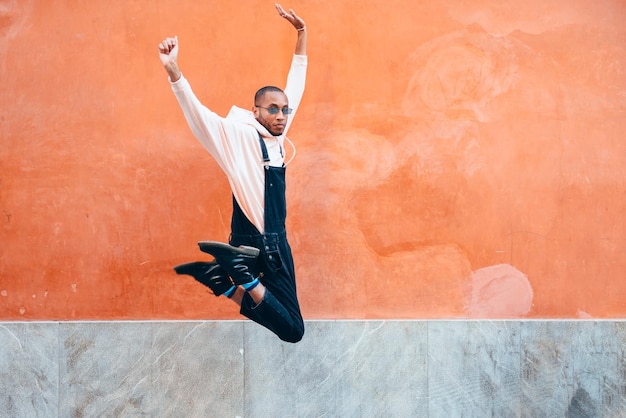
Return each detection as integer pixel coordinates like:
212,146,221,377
254,86,285,105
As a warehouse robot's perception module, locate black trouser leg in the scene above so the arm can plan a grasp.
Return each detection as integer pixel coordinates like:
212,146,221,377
240,289,304,343
234,234,304,343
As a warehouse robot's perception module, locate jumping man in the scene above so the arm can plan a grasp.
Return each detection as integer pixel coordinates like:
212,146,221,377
158,4,307,343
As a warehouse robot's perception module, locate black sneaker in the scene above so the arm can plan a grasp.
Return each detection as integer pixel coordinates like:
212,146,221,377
173,261,233,297
197,241,259,286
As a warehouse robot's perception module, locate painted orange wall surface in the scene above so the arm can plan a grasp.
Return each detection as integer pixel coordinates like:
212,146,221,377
1,1,625,320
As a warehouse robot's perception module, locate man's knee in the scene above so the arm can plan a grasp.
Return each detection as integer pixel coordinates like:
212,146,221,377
280,323,305,343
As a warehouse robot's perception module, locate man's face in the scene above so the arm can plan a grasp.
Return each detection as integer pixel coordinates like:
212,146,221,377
253,91,290,136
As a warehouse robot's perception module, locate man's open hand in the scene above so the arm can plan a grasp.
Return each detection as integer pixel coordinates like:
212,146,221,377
275,3,306,31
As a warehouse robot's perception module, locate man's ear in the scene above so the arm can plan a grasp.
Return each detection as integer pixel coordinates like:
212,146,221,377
252,105,259,118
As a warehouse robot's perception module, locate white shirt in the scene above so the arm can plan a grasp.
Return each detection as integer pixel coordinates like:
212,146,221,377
169,54,307,234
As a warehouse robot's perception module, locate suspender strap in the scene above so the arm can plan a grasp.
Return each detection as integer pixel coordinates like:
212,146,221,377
257,132,270,163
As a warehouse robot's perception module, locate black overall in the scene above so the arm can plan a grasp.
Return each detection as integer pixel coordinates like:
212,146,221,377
228,133,304,343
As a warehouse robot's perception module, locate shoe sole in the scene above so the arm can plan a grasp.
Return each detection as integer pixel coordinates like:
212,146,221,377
197,241,260,257
173,261,218,274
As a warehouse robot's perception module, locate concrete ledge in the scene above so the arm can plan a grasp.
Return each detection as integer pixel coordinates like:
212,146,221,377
0,320,624,417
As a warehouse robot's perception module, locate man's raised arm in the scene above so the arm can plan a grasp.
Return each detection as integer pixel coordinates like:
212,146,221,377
275,3,307,55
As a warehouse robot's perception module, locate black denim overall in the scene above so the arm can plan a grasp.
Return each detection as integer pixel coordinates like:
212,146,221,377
228,133,304,343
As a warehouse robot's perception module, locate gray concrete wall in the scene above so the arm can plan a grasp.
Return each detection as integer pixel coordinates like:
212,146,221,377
1,320,624,417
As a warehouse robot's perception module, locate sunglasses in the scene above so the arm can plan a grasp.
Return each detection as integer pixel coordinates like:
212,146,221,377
255,106,293,115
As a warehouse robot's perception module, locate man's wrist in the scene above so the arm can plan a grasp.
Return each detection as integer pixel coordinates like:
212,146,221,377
164,61,181,82
297,26,306,32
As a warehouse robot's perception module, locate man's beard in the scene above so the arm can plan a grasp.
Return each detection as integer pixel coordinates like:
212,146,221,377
257,117,283,136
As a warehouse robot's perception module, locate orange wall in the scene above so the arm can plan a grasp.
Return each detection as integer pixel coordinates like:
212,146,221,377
1,0,625,320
